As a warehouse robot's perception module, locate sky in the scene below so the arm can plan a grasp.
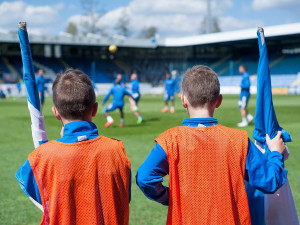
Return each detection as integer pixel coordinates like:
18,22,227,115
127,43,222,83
0,0,299,38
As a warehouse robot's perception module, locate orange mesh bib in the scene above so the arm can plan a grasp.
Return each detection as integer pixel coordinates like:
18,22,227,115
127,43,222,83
156,125,250,225
28,136,130,225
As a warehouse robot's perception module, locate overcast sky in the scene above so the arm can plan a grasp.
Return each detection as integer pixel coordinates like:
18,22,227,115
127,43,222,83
0,0,299,37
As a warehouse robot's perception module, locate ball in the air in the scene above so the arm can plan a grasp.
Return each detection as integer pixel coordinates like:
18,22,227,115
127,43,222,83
109,45,117,53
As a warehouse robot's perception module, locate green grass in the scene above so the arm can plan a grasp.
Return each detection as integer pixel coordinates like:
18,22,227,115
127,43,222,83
0,94,299,224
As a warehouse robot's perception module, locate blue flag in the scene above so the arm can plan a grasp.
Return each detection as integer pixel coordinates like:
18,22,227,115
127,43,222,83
250,27,298,225
253,27,292,148
18,22,48,148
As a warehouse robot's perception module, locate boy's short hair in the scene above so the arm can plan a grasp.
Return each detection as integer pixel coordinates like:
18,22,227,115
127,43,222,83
52,69,96,120
182,65,220,107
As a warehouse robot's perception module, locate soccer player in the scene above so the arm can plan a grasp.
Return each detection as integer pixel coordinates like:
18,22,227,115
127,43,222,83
15,69,131,224
162,72,176,113
16,80,22,95
237,65,253,127
0,87,6,99
136,65,287,224
128,73,144,124
36,69,46,108
102,74,135,127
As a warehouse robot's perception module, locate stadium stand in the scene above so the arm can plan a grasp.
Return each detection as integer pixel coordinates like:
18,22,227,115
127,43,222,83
0,22,299,95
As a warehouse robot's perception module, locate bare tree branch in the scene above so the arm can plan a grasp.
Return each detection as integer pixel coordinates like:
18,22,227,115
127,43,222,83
139,26,157,38
79,0,106,35
114,9,131,37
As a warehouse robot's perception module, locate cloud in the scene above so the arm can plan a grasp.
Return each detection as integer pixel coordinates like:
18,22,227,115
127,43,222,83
219,16,264,31
252,0,300,11
0,1,64,35
68,0,237,37
67,4,76,10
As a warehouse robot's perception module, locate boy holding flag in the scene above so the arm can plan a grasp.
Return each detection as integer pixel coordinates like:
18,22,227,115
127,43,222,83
16,69,131,224
136,65,287,224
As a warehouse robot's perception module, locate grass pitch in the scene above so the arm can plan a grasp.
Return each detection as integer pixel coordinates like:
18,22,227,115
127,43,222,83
0,94,299,224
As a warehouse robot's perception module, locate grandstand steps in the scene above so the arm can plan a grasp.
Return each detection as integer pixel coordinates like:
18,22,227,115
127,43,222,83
217,58,243,76
249,55,286,82
269,55,286,68
113,60,131,74
210,54,232,70
2,57,20,77
32,61,56,80
59,59,71,69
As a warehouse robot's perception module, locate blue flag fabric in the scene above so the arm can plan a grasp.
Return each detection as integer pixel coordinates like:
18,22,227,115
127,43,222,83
18,24,41,111
253,27,292,148
18,22,48,148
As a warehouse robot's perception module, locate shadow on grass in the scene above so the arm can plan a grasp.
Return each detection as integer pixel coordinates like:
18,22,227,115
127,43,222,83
144,117,160,122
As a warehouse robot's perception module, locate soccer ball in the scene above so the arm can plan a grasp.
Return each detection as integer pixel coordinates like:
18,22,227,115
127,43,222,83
108,45,118,53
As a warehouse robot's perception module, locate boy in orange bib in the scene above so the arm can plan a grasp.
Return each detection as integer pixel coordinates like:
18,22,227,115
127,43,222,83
16,69,131,225
136,65,287,224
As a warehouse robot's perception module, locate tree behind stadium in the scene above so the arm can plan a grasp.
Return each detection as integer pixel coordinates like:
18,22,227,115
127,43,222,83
80,0,107,36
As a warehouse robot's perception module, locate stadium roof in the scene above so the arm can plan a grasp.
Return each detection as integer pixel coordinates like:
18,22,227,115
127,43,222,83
163,22,300,47
0,22,300,48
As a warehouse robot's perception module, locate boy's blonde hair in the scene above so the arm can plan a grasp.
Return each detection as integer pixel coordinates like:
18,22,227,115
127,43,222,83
182,65,220,107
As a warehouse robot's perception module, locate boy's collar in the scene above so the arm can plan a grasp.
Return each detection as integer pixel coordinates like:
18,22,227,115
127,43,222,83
63,121,98,136
182,117,218,127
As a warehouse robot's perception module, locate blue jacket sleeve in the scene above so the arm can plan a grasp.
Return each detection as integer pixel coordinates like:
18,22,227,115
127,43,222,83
15,159,42,204
245,138,287,194
136,143,169,205
102,88,112,105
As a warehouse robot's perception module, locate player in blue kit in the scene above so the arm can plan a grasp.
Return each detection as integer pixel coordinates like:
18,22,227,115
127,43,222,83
237,65,253,127
128,73,144,124
162,72,176,113
102,74,135,127
36,69,46,108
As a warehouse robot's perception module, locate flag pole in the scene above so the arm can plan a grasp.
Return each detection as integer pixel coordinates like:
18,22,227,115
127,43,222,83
18,22,48,148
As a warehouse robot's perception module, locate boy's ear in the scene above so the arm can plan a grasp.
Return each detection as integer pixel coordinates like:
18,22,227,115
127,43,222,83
215,95,223,108
91,102,98,117
181,95,188,108
52,106,62,121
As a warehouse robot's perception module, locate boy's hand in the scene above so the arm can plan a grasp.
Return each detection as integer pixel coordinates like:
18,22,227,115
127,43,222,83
266,131,286,154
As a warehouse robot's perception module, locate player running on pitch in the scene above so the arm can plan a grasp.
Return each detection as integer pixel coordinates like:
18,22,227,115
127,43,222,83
237,65,253,127
162,72,176,113
102,74,135,127
128,73,144,124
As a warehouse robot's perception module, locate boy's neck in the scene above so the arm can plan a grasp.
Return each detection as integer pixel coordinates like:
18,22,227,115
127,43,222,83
187,107,214,119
